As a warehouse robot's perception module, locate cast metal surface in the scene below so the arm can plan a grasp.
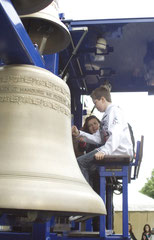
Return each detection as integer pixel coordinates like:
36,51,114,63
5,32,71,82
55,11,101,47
0,64,106,216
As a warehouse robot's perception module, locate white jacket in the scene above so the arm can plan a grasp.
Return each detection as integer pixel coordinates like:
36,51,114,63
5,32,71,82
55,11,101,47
98,104,133,157
79,104,133,158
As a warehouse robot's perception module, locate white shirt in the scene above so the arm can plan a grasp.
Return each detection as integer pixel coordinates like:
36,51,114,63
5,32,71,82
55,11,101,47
79,104,133,158
98,104,133,157
79,129,101,145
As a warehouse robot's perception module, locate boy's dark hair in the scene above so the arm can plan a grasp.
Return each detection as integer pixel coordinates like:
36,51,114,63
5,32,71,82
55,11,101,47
91,84,112,102
81,115,100,133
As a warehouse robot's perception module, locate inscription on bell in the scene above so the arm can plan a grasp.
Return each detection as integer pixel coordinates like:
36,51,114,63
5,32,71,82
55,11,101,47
0,95,70,116
0,75,70,98
0,86,70,108
0,75,70,117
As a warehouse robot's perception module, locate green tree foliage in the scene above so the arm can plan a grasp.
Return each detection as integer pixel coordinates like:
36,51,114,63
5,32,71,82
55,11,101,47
140,169,154,199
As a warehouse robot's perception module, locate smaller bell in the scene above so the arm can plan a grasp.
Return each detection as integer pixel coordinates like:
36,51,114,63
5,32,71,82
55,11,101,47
11,0,54,15
20,0,70,54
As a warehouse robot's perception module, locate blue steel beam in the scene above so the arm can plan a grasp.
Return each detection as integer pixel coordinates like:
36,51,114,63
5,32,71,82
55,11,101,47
122,166,129,238
68,17,154,26
0,0,44,67
0,232,31,240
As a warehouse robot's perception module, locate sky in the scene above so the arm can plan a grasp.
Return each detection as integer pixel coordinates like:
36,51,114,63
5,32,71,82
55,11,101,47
59,0,154,20
58,0,154,196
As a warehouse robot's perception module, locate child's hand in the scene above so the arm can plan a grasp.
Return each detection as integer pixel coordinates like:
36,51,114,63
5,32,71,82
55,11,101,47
72,125,80,137
94,151,105,160
78,137,84,142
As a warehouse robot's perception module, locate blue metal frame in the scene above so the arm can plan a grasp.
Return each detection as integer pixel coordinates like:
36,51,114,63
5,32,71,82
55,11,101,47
32,222,51,240
0,0,44,67
0,232,31,240
0,0,144,238
44,54,59,75
99,165,129,239
60,18,154,96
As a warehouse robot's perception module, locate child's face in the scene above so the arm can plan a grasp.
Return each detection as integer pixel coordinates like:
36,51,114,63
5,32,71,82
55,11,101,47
87,118,100,134
93,97,106,112
145,225,150,232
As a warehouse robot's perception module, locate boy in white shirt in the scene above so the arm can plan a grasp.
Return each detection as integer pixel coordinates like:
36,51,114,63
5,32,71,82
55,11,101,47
73,84,133,184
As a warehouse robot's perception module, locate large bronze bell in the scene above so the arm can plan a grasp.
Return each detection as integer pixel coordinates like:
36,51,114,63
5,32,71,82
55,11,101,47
20,0,70,54
11,0,54,15
0,64,106,216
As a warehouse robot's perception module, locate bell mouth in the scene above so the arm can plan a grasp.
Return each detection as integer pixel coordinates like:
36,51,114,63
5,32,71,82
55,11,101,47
20,16,71,54
20,1,71,54
12,0,54,15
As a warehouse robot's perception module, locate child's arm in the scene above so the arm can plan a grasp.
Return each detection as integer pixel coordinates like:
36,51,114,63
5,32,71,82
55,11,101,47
72,126,101,145
79,130,101,145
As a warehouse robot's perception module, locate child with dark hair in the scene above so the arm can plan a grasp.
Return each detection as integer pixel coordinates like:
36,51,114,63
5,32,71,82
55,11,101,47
141,224,152,240
82,115,101,132
72,115,101,149
72,115,101,188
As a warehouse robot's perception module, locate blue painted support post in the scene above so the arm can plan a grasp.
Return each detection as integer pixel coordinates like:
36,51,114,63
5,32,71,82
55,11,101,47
44,54,59,75
32,221,51,240
106,184,113,230
0,0,44,67
122,166,129,239
99,166,106,238
71,93,83,129
85,218,93,231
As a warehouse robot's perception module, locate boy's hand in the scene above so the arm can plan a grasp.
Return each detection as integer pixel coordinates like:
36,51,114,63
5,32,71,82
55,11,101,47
72,125,80,137
95,151,105,160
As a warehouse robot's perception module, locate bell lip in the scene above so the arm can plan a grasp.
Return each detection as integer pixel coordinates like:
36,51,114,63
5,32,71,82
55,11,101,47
12,0,54,15
0,209,106,216
20,12,71,53
0,208,106,216
0,176,106,215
